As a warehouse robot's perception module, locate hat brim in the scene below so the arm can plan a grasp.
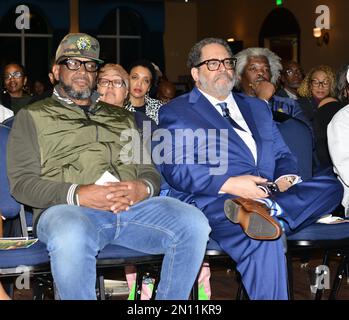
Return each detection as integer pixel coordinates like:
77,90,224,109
56,55,104,65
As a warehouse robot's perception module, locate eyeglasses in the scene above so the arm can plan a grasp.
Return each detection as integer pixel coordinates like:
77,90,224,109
311,79,330,88
59,58,99,72
97,78,125,88
195,58,236,71
3,71,24,80
285,68,303,77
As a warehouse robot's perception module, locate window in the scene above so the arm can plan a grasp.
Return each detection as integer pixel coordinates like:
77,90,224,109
259,8,301,62
98,8,143,68
0,6,53,82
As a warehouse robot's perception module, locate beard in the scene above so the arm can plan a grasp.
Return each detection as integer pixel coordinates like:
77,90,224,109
60,75,93,100
199,72,235,98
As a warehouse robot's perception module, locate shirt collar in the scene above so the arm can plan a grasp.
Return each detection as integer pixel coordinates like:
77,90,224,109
52,84,101,110
284,88,298,100
198,88,234,107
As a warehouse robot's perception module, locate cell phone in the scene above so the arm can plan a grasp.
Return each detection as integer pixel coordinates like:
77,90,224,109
257,182,279,195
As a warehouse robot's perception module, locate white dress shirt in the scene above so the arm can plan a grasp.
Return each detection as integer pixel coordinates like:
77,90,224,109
328,104,349,215
199,90,300,187
200,90,258,163
0,104,13,123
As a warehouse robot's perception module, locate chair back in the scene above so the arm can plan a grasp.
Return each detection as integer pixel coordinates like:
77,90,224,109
0,124,21,218
277,118,313,180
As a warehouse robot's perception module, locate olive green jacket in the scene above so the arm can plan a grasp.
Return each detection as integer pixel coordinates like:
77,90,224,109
6,88,160,232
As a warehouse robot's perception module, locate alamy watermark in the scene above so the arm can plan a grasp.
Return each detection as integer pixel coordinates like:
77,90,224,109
0,265,31,290
315,5,330,30
15,5,30,30
310,265,330,293
119,121,229,176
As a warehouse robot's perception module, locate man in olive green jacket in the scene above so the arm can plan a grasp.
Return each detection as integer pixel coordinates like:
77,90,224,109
6,33,210,300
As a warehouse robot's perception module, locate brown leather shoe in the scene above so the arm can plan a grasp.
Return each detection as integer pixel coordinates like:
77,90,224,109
224,198,282,240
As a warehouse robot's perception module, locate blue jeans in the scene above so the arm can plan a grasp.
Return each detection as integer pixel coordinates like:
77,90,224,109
37,197,211,300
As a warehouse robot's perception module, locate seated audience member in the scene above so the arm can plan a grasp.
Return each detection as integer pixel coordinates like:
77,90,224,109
0,104,13,123
312,65,347,170
125,59,163,124
234,47,311,127
97,63,129,107
298,65,339,171
31,79,46,96
156,80,177,104
97,62,156,133
297,65,337,123
1,62,32,114
97,63,212,300
328,66,349,215
6,33,211,300
97,63,152,299
29,61,57,104
156,37,343,300
335,64,349,106
276,60,304,100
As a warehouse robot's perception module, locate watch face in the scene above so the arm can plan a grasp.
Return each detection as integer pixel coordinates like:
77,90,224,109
286,177,294,183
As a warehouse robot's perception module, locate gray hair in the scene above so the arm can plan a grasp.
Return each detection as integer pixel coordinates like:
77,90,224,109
234,47,282,88
336,64,349,104
187,38,233,69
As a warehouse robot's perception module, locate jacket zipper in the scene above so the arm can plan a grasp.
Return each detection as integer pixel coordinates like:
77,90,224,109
83,109,99,142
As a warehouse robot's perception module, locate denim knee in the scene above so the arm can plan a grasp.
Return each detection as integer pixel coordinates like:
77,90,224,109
156,197,211,244
37,205,100,253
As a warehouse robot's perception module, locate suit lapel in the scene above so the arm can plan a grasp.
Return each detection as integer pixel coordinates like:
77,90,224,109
188,88,257,162
189,88,228,131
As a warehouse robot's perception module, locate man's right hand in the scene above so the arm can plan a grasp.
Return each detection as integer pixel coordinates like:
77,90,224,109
220,175,269,199
77,184,132,212
251,80,275,101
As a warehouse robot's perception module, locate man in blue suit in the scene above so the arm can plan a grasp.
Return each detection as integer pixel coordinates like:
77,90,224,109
155,38,343,300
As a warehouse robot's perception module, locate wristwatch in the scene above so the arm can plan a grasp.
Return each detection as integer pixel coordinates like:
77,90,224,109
284,176,295,184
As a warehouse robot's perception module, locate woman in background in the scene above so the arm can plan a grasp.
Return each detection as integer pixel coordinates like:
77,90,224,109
298,65,337,123
1,62,32,114
298,65,341,171
97,63,129,107
125,59,163,124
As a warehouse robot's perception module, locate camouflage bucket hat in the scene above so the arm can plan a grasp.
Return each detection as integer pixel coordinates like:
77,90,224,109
55,33,104,64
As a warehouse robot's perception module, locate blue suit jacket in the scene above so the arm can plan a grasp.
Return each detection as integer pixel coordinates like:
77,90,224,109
156,88,298,212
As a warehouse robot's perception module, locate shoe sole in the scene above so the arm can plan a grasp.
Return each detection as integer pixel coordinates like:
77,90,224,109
224,200,281,240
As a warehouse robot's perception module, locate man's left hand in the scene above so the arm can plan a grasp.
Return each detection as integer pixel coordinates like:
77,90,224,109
276,177,293,192
104,180,150,212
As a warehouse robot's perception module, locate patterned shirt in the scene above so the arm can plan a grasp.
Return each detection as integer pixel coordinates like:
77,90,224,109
125,95,163,124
